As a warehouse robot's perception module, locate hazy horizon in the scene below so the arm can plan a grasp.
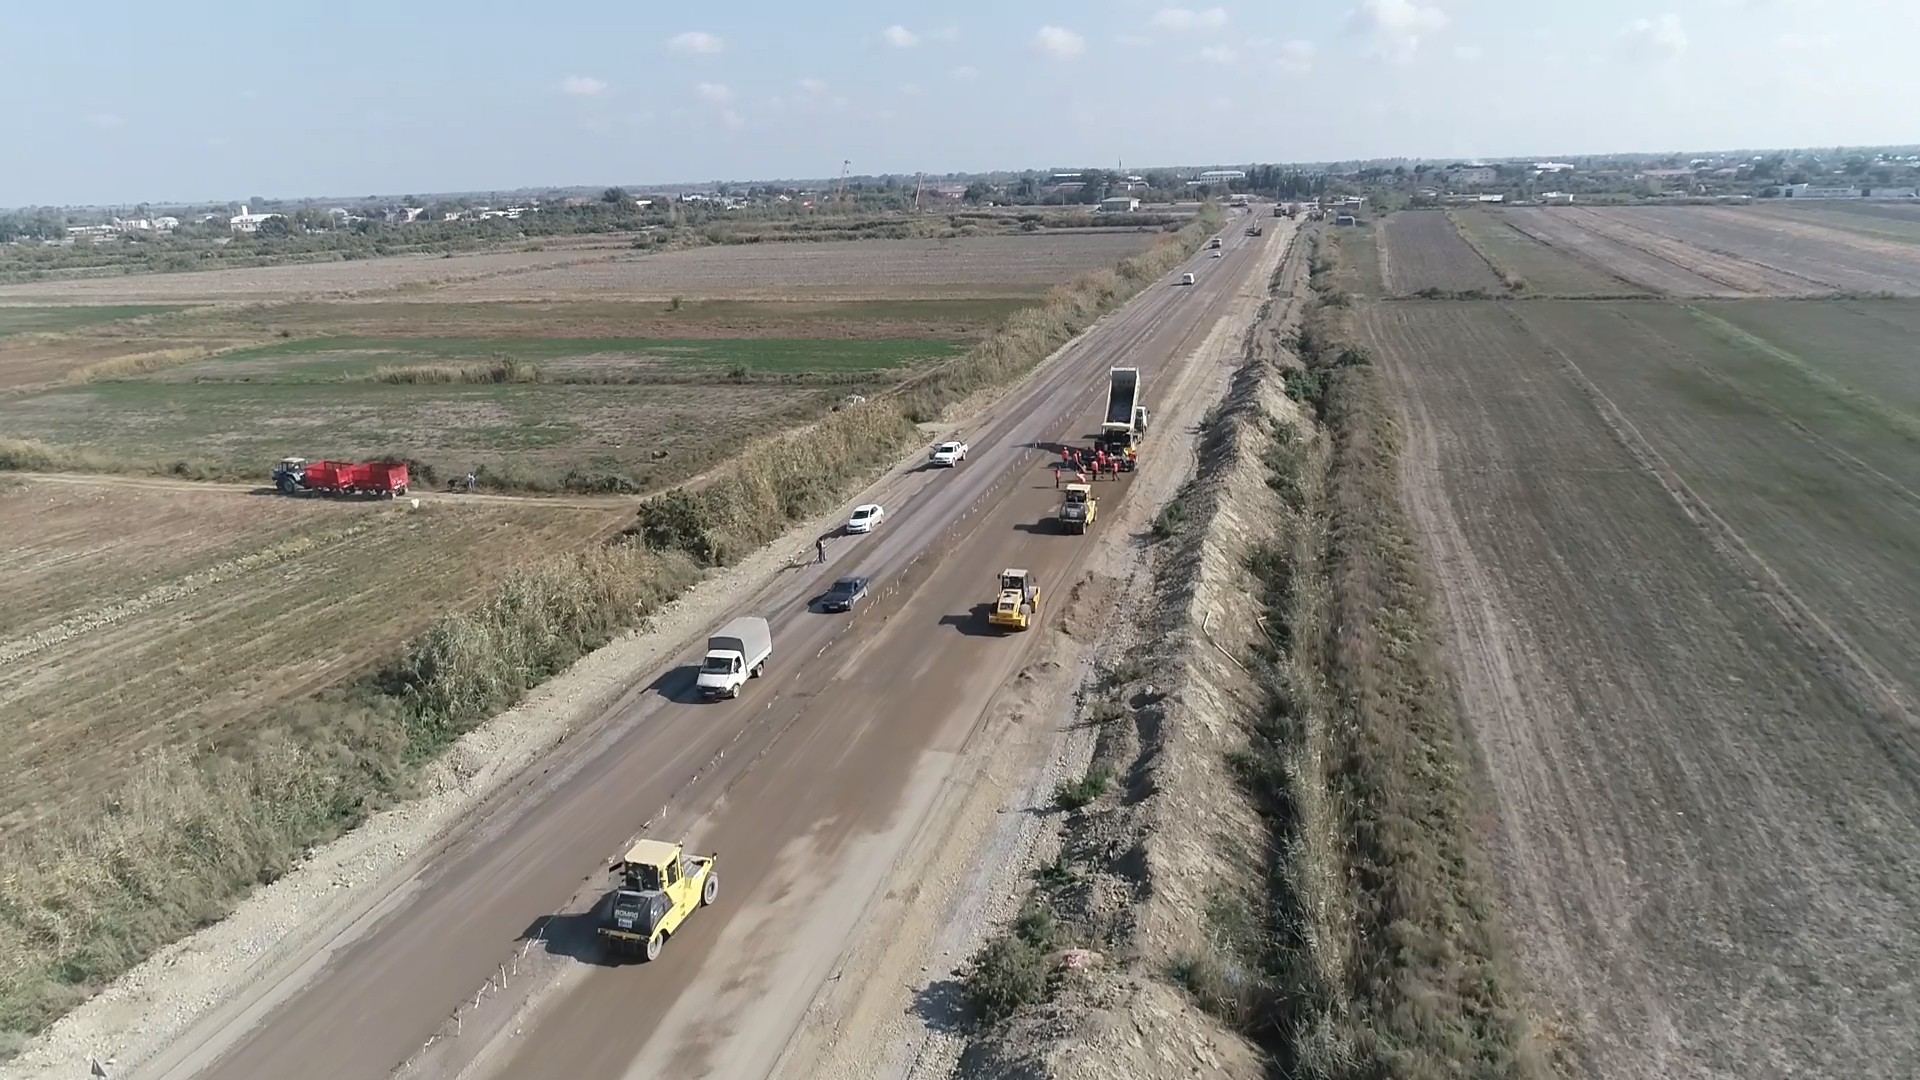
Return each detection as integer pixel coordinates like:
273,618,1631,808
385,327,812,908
6,0,1916,207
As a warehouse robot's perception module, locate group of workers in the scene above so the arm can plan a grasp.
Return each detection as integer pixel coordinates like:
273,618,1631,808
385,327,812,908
1055,443,1135,485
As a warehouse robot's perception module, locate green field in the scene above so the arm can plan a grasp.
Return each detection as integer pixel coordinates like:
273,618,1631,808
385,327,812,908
0,304,183,337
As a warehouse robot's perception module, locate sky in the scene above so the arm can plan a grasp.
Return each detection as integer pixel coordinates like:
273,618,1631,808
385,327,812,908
3,0,1915,206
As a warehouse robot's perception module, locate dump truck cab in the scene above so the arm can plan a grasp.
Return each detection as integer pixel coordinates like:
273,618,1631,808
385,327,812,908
599,839,718,962
1058,484,1096,534
989,568,1040,631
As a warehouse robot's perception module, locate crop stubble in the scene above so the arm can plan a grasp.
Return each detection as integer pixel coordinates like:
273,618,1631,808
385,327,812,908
1378,211,1505,294
0,479,622,834
1359,300,1920,1078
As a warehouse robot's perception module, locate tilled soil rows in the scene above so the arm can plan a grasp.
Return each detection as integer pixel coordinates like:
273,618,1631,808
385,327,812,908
1378,211,1506,294
1359,299,1920,1078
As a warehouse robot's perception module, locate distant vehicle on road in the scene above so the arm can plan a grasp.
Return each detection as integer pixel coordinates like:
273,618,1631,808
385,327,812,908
820,576,870,612
847,504,885,533
1211,251,1224,259
1207,236,1223,249
929,441,969,467
1179,272,1195,286
696,616,771,700
989,568,1040,631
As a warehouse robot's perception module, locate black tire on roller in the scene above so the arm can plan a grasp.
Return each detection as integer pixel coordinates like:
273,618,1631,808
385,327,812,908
702,872,719,906
644,933,663,962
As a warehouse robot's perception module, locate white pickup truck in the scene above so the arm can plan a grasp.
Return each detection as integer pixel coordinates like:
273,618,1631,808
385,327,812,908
929,440,970,467
696,616,772,700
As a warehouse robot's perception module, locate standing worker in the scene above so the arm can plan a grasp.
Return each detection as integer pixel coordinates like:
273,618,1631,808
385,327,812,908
816,537,827,564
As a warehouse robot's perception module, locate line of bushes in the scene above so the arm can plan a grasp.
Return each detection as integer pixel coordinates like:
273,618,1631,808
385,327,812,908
1218,228,1544,1077
0,540,700,1051
627,206,1222,567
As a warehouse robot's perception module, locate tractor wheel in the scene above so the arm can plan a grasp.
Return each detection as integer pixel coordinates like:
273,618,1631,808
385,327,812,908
702,872,719,906
643,933,664,962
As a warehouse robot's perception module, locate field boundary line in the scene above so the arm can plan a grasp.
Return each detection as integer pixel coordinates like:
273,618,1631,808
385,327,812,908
1499,303,1916,726
1498,213,1650,294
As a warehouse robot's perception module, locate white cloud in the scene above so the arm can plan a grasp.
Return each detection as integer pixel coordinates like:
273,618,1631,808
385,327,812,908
1152,6,1229,31
720,108,745,131
950,64,980,80
1620,13,1688,61
696,82,733,104
1199,44,1239,64
798,77,828,95
1276,39,1317,74
882,24,919,48
1452,43,1484,61
1035,25,1086,59
559,75,607,97
901,82,924,96
1349,0,1447,62
84,111,126,129
667,30,724,54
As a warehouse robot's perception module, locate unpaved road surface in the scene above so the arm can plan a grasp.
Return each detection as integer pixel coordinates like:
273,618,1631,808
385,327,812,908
139,222,1275,1080
1363,300,1920,1078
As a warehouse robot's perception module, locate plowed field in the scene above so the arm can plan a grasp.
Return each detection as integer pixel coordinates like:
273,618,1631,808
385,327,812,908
1378,211,1505,294
1361,297,1920,1078
0,477,624,833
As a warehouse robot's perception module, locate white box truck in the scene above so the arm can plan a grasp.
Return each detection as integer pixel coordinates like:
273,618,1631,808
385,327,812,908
696,616,772,700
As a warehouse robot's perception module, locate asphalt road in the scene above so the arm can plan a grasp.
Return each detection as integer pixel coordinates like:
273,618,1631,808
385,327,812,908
147,216,1280,1080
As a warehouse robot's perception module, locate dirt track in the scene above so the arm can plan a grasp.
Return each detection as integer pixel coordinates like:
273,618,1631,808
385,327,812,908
1362,301,1920,1078
118,223,1277,1080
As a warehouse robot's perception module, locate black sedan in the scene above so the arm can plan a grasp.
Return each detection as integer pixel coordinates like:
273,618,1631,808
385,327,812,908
820,576,870,612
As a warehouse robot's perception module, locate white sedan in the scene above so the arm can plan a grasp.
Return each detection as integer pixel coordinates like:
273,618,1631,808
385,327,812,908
846,504,886,533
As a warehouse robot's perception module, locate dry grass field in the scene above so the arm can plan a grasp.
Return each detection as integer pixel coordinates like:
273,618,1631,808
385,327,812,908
1348,208,1920,1077
0,476,625,833
0,243,630,303
430,231,1161,300
1377,210,1506,294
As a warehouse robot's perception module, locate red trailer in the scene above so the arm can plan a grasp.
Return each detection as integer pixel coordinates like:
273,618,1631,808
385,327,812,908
274,458,410,497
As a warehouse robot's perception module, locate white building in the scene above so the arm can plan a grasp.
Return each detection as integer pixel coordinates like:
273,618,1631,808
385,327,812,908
1196,169,1247,183
1098,196,1140,213
65,224,117,242
229,204,282,232
1448,165,1498,186
1783,184,1861,199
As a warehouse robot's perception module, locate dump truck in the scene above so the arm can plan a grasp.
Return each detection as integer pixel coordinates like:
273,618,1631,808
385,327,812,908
598,839,718,962
1057,484,1096,534
272,457,410,498
696,616,771,700
989,569,1039,631
1098,369,1144,467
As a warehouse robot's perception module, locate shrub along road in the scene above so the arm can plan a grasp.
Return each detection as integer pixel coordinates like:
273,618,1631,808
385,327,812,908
138,220,1280,1080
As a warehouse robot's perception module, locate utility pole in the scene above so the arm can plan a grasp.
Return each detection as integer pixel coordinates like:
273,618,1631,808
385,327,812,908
835,159,851,210
913,172,924,214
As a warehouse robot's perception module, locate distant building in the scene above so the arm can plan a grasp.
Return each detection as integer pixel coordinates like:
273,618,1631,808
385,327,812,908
1866,187,1919,199
1532,162,1576,174
1098,196,1140,213
1197,169,1246,182
1447,165,1498,186
1540,192,1575,205
1783,184,1861,199
229,204,282,232
65,224,117,242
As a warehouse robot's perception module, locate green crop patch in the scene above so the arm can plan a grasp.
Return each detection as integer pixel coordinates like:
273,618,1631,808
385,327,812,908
0,304,183,337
